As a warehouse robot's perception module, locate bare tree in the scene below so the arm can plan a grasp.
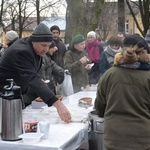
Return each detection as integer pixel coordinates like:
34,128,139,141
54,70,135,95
1,0,61,38
0,0,4,28
2,0,19,30
0,0,5,41
126,0,150,37
36,0,40,24
2,0,37,36
34,0,60,24
97,1,118,40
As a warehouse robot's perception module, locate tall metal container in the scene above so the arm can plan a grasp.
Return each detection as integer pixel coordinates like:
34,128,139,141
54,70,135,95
88,110,105,150
0,96,2,134
1,79,23,141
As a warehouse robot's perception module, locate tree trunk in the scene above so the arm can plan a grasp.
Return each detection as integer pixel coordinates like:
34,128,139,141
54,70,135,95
126,0,150,37
36,0,40,25
0,0,4,38
118,0,125,34
18,0,22,38
0,0,4,27
65,0,104,45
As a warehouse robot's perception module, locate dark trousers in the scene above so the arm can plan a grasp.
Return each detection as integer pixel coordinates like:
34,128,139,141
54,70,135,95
88,63,100,85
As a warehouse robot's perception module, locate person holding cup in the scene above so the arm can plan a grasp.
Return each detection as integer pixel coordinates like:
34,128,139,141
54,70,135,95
64,34,90,93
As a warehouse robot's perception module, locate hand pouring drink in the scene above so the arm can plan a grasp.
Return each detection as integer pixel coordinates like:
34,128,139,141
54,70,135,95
1,79,23,141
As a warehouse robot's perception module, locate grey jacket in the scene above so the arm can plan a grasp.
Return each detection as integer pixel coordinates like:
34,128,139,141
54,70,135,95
39,53,64,93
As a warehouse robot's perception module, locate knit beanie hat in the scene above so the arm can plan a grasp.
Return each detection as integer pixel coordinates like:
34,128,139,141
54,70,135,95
49,41,56,48
87,31,97,39
5,30,18,41
123,34,149,53
30,23,53,42
50,25,60,34
71,34,85,45
145,29,150,43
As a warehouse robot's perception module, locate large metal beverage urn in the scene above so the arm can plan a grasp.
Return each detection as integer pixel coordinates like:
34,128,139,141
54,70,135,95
0,96,2,134
1,79,23,141
88,110,105,150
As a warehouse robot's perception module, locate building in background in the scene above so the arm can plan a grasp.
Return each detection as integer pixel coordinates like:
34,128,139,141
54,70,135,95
1,15,65,45
1,2,144,44
42,13,66,42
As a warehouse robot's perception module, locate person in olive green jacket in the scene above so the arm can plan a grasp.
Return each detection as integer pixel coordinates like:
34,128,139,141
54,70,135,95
64,34,90,93
95,34,150,150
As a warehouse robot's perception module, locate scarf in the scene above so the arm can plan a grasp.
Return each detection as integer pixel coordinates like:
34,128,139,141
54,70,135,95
86,39,100,63
116,62,150,70
105,45,122,64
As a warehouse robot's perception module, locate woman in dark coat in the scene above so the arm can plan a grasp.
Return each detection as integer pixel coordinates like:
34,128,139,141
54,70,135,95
99,35,122,77
64,34,90,93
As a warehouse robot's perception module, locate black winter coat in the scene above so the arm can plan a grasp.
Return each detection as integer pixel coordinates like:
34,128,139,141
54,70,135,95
50,38,66,69
0,37,57,106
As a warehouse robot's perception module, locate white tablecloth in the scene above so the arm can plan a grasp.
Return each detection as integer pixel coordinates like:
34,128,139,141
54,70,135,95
0,91,96,150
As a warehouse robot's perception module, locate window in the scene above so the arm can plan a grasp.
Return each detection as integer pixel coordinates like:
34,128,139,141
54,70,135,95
125,20,129,33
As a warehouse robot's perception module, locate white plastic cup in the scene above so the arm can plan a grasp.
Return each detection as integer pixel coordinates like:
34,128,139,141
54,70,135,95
38,121,50,139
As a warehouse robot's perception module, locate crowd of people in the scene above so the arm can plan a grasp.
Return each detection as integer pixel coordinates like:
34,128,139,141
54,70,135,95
0,22,150,150
95,33,150,150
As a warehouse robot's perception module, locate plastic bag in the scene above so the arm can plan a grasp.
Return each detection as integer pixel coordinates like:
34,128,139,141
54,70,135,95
59,71,74,96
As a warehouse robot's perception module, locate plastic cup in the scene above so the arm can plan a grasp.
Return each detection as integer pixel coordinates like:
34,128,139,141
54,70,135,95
38,121,50,139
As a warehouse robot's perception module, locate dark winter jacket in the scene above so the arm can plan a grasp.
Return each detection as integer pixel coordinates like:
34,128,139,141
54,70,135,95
51,38,66,69
64,47,89,93
0,37,58,106
95,66,150,150
39,53,64,93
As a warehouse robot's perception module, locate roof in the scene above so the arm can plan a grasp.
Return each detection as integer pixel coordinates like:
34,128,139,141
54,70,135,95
42,16,66,30
4,17,47,31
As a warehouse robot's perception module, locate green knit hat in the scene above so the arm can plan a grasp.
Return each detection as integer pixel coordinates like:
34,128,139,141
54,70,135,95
71,34,85,45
